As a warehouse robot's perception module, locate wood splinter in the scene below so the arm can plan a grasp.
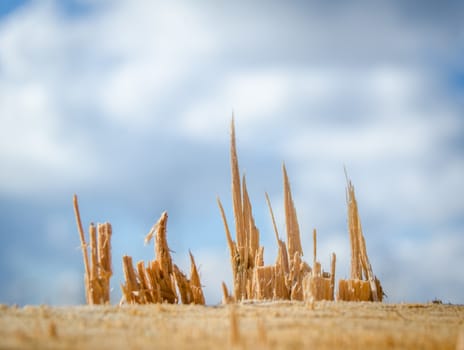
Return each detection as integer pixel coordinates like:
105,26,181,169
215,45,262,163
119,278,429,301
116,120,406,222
338,173,384,302
73,195,112,305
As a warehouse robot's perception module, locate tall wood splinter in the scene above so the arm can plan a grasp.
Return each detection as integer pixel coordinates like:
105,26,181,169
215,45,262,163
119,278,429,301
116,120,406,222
338,173,384,302
73,195,112,304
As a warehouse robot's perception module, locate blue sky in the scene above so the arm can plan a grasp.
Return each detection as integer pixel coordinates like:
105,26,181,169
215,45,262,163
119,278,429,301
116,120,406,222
0,0,463,305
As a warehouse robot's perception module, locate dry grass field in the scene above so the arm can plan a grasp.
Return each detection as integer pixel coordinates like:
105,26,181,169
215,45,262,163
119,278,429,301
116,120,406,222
1,301,463,349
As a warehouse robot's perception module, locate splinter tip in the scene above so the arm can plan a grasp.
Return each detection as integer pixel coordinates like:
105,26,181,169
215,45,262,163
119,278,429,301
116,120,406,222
189,250,196,263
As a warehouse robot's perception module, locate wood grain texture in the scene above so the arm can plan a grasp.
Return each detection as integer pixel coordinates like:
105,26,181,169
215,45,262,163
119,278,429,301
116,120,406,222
1,302,462,350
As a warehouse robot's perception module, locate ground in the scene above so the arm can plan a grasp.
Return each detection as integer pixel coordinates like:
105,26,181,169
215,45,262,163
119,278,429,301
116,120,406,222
1,302,463,349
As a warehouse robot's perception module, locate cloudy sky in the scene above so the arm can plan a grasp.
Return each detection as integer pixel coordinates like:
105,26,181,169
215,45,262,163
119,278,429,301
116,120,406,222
0,0,463,305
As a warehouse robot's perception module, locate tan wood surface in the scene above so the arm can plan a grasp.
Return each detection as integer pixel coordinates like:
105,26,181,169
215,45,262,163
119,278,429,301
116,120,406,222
1,302,463,349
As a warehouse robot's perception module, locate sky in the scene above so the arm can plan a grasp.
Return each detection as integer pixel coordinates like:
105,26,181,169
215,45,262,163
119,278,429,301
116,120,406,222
0,0,463,305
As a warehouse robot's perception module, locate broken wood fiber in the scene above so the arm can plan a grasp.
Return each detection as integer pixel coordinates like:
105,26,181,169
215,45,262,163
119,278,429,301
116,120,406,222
120,211,205,305
73,195,112,305
338,174,384,302
219,118,336,304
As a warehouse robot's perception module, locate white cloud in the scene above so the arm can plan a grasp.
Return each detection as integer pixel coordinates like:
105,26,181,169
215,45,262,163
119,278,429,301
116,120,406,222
0,79,97,195
88,1,217,128
0,2,101,195
0,0,219,193
180,70,292,140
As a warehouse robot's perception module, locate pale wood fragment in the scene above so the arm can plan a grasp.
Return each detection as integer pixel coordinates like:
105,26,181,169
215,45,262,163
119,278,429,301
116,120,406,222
277,240,290,276
173,264,192,304
243,177,260,270
73,195,112,304
254,266,275,300
338,279,371,301
222,282,234,304
290,252,303,301
145,261,161,303
255,246,264,268
137,260,153,304
121,255,139,304
342,173,384,302
89,223,99,304
230,119,245,270
145,212,173,275
330,253,336,300
283,164,303,264
273,263,289,300
72,195,91,304
189,252,205,305
97,223,112,303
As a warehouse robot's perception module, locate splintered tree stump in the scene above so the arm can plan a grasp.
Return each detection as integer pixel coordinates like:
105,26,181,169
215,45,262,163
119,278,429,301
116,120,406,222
73,118,383,306
120,211,205,305
47,118,463,350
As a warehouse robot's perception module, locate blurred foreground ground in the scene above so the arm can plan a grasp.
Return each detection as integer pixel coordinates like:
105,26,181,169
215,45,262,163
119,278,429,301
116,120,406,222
1,301,463,349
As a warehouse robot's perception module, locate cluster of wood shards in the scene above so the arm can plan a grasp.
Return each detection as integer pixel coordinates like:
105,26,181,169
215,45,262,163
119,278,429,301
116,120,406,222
218,120,383,303
73,195,112,304
120,212,205,305
339,178,383,301
72,118,383,305
73,199,205,305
